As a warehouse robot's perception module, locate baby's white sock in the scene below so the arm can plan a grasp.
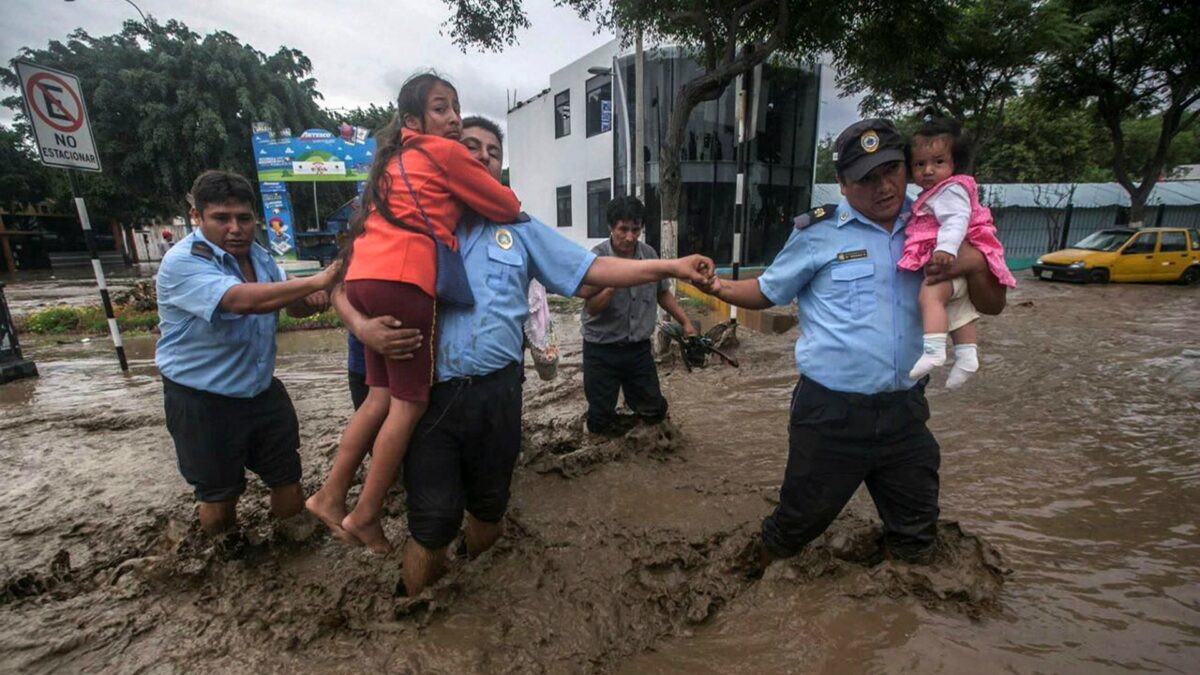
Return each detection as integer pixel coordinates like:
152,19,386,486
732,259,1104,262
946,344,980,389
909,333,948,379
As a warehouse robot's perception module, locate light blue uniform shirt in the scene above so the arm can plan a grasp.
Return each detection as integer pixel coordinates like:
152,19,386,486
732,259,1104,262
155,230,287,398
757,200,923,394
436,216,595,381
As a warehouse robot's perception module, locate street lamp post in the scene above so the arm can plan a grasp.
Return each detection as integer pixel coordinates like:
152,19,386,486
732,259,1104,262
64,0,149,24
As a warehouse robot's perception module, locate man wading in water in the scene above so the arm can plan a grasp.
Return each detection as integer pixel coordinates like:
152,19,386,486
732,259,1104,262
335,115,716,595
156,171,337,536
696,119,1007,567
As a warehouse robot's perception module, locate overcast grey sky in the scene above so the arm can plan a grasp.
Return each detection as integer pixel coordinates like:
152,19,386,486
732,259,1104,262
3,0,861,146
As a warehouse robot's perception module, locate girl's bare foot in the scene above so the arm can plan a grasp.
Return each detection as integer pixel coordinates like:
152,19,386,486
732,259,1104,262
341,511,392,554
305,491,360,545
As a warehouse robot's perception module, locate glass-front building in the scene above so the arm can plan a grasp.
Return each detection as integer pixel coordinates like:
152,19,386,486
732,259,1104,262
611,47,820,266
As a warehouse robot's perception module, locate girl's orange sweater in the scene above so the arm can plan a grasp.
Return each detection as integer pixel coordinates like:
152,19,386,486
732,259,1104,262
345,128,521,296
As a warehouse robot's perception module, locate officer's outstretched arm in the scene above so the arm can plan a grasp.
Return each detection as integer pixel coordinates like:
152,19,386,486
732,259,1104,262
704,277,775,310
582,254,714,288
219,263,337,315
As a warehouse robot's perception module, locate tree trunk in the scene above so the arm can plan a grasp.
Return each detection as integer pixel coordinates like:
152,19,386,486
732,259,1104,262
1128,185,1152,228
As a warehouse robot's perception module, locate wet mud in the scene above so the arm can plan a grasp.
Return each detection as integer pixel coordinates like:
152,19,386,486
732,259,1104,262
2,280,1198,673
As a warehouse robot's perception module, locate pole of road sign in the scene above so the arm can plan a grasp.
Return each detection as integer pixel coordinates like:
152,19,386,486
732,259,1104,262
16,61,126,372
68,171,128,372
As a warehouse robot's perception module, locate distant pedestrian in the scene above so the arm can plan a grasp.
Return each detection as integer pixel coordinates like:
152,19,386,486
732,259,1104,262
577,196,696,434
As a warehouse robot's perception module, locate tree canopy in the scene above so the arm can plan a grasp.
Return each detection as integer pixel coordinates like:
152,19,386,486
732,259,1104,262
443,0,847,256
1,19,328,221
834,0,1076,159
1037,0,1200,220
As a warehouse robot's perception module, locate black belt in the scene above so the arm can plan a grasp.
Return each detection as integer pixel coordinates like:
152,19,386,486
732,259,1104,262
800,375,927,409
433,361,520,389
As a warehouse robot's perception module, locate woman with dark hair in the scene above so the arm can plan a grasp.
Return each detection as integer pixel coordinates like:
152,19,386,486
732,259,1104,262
307,73,520,553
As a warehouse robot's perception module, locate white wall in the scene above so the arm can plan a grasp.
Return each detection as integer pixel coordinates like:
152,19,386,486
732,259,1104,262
508,40,618,247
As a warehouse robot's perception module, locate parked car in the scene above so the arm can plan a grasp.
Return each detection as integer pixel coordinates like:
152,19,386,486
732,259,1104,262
1032,227,1200,284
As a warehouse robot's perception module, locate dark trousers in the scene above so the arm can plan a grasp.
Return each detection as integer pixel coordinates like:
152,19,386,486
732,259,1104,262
582,340,668,433
762,376,941,561
403,362,524,549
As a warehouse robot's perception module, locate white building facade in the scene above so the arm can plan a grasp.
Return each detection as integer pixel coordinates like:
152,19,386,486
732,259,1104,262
507,41,618,247
508,40,822,266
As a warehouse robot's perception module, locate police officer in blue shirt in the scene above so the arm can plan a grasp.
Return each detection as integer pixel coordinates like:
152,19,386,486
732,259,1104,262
334,116,715,596
698,119,1007,566
157,170,337,536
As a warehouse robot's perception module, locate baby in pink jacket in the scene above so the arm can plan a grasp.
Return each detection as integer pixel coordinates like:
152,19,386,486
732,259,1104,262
899,112,1016,388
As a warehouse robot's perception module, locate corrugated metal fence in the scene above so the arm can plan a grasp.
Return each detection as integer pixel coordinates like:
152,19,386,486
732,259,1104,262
813,182,1200,270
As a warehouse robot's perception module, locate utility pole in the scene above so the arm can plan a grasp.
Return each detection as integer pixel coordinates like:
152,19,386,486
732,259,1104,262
634,30,645,202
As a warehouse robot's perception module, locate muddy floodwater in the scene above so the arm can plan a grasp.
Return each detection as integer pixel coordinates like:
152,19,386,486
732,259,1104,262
1,279,1197,673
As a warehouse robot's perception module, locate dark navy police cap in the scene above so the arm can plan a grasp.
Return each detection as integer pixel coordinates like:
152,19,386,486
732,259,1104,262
833,118,906,182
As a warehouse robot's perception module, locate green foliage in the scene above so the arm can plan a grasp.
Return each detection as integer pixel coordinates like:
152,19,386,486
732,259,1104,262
24,306,89,333
1,19,330,222
0,125,64,210
972,98,1105,183
337,103,397,136
277,309,342,331
814,134,836,183
23,305,157,334
441,0,531,52
834,0,1076,155
1034,0,1200,216
441,0,848,242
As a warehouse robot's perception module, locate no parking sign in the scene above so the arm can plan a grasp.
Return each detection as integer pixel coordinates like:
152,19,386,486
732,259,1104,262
15,61,102,172
13,61,123,371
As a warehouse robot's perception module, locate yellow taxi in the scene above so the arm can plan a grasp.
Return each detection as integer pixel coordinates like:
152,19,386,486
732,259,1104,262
1032,227,1200,284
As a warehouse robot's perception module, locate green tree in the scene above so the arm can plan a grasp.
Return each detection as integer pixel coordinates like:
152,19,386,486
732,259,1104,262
0,125,62,211
813,133,836,183
970,97,1107,183
834,0,1075,161
1,19,329,223
443,0,846,259
336,102,397,136
1037,0,1200,223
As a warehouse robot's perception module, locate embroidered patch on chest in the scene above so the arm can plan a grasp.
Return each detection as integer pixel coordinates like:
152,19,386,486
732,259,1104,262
495,228,514,250
836,249,869,262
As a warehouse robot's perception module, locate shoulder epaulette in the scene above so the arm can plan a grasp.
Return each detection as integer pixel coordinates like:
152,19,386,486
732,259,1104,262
793,204,839,230
190,240,214,260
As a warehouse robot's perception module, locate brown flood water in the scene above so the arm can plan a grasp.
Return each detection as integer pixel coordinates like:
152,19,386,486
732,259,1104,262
0,279,1197,673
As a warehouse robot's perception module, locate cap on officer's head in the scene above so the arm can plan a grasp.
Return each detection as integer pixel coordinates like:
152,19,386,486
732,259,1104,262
833,118,906,183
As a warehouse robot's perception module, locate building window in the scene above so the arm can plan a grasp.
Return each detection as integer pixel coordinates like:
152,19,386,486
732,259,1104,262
586,178,611,238
554,90,571,138
556,186,572,228
586,74,612,137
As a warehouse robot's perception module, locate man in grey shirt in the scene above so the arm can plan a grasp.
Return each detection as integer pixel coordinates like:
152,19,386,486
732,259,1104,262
578,196,696,434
